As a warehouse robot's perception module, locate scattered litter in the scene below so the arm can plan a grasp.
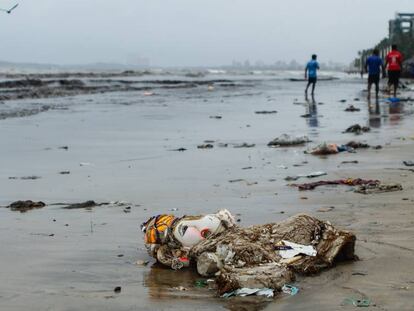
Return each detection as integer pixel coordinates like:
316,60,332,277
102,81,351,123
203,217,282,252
170,208,179,211
79,162,93,166
58,146,69,150
217,143,228,147
307,141,368,155
342,297,371,307
170,148,187,152
209,115,222,119
281,284,299,296
233,143,255,148
403,161,414,167
354,183,403,194
268,134,310,147
135,260,149,266
277,240,317,259
317,206,335,212
342,160,359,164
278,165,288,169
352,272,367,276
9,175,42,180
7,200,46,213
59,171,70,175
242,166,252,170
63,200,98,209
114,286,122,293
284,171,327,181
300,113,311,118
229,179,245,183
255,110,277,114
222,288,274,298
197,144,214,149
143,91,154,96
173,286,188,291
291,178,379,191
339,99,347,103
343,124,370,134
345,105,360,112
372,145,382,150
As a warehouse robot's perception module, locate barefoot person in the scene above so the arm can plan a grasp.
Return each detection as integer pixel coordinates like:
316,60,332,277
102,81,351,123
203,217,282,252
305,54,320,96
385,44,403,98
365,49,385,99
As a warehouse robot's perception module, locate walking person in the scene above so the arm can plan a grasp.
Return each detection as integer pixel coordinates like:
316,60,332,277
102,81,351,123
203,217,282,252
385,44,403,98
365,49,385,99
305,54,320,96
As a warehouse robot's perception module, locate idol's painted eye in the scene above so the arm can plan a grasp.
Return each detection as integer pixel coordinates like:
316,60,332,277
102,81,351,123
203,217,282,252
179,225,188,236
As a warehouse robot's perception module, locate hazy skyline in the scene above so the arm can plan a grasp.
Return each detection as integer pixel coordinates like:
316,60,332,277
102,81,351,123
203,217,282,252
0,0,413,67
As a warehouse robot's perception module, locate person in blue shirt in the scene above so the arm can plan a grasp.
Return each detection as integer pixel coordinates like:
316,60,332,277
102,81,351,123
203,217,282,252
365,49,385,99
305,54,320,96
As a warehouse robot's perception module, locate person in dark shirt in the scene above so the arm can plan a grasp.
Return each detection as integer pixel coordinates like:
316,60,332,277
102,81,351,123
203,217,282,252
365,49,385,99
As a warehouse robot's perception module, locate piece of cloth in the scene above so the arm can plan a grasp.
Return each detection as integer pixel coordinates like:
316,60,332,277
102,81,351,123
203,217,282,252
366,55,383,75
306,60,319,78
291,178,379,191
281,284,299,296
386,50,403,71
278,240,317,259
222,288,274,298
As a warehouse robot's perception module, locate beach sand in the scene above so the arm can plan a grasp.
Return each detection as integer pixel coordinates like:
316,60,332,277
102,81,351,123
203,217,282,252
0,71,413,310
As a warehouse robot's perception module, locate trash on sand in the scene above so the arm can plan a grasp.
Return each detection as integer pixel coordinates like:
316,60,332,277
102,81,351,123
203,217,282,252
290,178,379,191
170,148,187,152
281,284,299,296
354,183,403,194
284,171,327,181
277,240,317,259
403,161,414,167
344,105,361,112
342,160,359,164
141,211,356,296
63,200,98,209
268,134,311,147
342,297,371,307
222,288,274,298
255,110,277,114
79,162,93,166
135,260,149,266
7,200,46,213
317,206,335,212
198,144,214,149
343,124,370,134
209,115,222,119
174,286,188,291
387,97,400,103
233,143,255,148
114,286,122,293
307,141,368,155
59,171,70,175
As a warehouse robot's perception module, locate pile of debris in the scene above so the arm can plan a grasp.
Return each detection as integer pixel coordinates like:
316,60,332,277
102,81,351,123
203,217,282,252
141,210,356,297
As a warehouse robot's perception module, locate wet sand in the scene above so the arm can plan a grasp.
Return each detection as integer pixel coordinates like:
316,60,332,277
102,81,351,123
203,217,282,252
0,71,414,310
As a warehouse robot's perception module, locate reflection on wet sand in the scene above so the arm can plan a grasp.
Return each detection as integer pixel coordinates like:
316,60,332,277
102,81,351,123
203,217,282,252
305,94,319,128
368,99,381,128
389,101,403,125
144,264,271,311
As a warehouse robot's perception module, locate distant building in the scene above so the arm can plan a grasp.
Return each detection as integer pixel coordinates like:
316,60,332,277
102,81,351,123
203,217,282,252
389,13,414,41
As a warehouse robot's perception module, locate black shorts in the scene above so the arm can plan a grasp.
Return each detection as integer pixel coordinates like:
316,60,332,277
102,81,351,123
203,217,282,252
368,74,380,84
388,70,400,86
308,77,317,83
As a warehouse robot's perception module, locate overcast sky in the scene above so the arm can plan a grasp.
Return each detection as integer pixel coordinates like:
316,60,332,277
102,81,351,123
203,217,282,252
0,0,413,66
